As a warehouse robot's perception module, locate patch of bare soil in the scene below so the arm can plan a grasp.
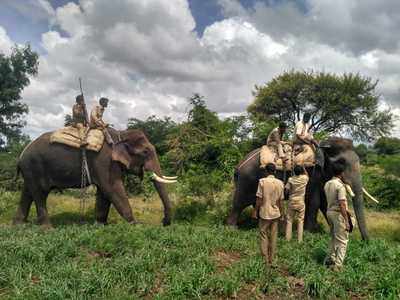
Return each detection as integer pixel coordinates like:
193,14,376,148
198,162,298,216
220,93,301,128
88,250,113,258
144,273,164,299
213,250,241,272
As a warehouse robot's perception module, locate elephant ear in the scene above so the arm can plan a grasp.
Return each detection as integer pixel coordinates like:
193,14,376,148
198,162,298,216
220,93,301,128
111,143,131,169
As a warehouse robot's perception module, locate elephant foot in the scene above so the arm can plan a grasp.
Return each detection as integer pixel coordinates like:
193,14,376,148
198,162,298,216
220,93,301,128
162,217,171,226
226,215,239,227
95,221,108,226
40,223,54,230
12,218,28,225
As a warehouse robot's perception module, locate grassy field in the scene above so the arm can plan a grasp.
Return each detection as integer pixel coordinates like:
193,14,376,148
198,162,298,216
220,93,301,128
0,190,399,299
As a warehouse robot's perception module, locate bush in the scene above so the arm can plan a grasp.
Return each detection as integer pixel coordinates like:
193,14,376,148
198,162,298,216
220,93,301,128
362,166,400,210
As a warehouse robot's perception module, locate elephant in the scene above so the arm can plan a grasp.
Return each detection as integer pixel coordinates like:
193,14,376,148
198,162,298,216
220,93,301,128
226,137,373,240
13,128,176,227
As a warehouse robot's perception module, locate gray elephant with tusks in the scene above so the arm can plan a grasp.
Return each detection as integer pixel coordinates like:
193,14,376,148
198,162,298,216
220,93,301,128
226,137,379,240
13,128,177,227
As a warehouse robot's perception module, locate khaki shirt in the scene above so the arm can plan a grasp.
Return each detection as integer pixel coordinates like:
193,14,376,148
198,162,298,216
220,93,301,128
324,177,348,212
293,121,313,144
72,103,86,125
256,175,284,220
90,105,106,128
267,127,282,146
285,174,309,207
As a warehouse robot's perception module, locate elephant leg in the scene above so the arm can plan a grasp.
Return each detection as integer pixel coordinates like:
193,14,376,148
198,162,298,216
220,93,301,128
95,189,111,224
13,185,33,225
226,190,252,226
103,180,137,223
33,189,50,227
304,184,321,232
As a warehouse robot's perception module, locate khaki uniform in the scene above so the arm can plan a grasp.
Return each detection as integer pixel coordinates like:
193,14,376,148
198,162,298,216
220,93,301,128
72,103,88,145
285,174,309,242
293,121,313,145
267,127,286,159
89,105,107,129
324,177,349,267
256,175,284,264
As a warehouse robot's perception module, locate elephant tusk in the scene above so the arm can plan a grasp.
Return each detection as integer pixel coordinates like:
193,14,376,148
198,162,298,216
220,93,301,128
162,175,178,180
362,188,379,204
152,173,177,184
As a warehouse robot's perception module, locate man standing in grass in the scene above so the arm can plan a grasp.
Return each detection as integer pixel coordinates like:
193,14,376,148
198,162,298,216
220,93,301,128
285,165,309,243
324,160,351,271
253,163,284,266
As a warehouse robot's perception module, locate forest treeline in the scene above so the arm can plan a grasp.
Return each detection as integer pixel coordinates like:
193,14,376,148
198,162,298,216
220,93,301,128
1,93,400,210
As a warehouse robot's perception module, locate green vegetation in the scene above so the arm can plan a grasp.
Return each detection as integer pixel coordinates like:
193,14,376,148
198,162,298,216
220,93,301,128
0,190,399,299
0,44,38,147
248,70,394,142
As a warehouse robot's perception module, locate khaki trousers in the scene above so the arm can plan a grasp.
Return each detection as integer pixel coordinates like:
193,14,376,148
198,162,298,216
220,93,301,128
259,218,279,264
285,204,305,242
327,211,349,267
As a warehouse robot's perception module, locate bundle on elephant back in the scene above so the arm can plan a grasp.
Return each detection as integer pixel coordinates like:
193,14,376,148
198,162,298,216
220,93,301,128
226,137,378,241
260,143,315,171
13,128,177,227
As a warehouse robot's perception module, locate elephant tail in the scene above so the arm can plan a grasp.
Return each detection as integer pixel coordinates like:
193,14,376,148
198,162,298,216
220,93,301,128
234,168,239,183
14,164,21,183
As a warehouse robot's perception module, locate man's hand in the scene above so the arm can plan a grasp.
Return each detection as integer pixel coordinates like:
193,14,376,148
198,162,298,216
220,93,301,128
251,208,258,219
345,220,351,232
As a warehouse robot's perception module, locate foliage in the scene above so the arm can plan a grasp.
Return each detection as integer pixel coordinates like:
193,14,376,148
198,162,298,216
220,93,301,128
166,94,254,197
64,114,73,126
374,137,400,155
362,166,400,210
0,139,29,191
127,115,178,156
0,44,39,147
248,70,394,142
378,154,400,178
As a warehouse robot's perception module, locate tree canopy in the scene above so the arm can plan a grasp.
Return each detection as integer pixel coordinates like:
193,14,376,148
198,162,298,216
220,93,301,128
374,137,400,155
248,70,394,142
0,45,38,147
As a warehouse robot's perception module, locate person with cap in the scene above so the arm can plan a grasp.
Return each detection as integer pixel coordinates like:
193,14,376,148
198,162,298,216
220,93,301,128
285,165,309,243
252,163,285,266
90,97,109,129
72,95,88,147
324,159,351,271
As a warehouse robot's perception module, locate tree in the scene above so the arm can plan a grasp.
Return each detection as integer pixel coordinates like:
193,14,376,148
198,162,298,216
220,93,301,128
127,115,177,156
0,45,39,147
374,137,400,155
248,70,394,142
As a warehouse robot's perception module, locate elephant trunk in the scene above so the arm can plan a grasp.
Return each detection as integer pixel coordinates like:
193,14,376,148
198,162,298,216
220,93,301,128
144,152,172,226
351,175,369,240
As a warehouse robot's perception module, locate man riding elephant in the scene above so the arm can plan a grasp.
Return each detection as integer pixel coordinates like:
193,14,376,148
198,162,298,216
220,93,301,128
90,97,114,144
90,97,109,129
266,122,288,163
294,113,318,146
72,95,88,147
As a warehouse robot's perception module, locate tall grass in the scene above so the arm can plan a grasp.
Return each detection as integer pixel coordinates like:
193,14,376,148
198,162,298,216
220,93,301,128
0,190,399,299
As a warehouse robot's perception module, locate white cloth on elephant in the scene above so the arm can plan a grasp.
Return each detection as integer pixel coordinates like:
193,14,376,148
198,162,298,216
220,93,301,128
293,121,313,144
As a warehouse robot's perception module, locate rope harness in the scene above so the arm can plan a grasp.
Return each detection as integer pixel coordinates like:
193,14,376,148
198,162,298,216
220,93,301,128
79,148,91,222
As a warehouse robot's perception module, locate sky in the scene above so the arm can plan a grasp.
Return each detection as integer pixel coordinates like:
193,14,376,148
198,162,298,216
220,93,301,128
0,0,399,139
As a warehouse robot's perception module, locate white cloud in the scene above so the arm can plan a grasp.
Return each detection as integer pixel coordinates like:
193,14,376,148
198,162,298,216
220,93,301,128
7,0,399,139
0,26,14,55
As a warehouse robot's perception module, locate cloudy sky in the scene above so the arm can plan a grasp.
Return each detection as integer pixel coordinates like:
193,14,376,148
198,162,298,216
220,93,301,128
1,0,399,138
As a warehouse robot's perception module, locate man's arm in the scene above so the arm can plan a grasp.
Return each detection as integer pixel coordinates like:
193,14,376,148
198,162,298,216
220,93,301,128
339,200,350,231
252,182,263,219
279,184,285,220
338,185,350,231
